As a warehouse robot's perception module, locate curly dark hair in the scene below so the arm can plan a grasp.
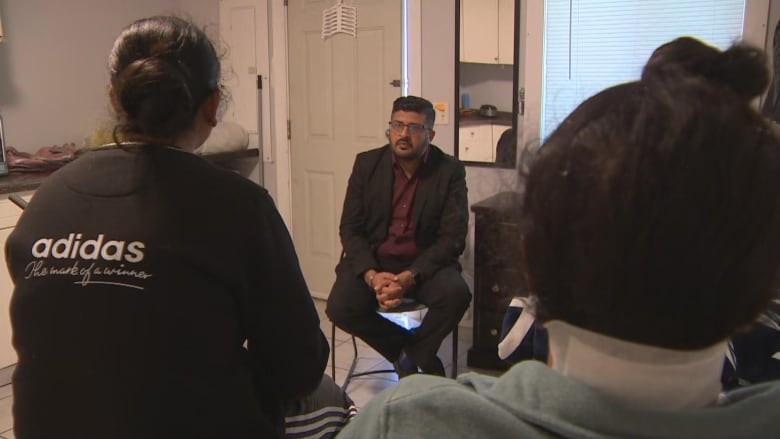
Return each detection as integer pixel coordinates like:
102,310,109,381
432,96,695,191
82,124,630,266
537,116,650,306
522,37,780,349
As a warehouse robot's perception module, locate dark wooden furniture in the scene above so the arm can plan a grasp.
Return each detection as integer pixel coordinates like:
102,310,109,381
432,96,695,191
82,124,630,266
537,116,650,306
468,191,527,370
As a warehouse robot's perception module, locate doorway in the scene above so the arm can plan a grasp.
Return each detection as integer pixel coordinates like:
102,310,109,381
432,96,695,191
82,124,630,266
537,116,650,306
220,1,420,298
287,0,402,298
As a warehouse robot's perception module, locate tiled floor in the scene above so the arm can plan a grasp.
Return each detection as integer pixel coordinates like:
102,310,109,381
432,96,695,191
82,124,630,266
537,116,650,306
0,298,500,437
0,378,12,439
314,299,498,409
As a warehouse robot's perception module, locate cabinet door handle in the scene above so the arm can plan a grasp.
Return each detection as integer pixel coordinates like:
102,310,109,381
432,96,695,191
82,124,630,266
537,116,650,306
490,328,499,336
491,284,500,294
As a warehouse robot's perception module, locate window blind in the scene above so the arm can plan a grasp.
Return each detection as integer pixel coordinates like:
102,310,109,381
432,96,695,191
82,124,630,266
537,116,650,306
541,0,745,139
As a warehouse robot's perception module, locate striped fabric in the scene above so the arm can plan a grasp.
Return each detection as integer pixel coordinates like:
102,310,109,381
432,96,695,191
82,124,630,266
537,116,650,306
284,374,357,438
285,404,358,439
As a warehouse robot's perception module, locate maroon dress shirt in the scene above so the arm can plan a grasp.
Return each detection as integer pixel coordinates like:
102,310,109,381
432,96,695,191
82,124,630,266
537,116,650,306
376,157,425,261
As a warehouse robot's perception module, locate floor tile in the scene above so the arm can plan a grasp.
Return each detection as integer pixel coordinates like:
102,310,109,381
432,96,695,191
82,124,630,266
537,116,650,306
315,301,351,344
343,374,398,409
0,394,12,436
0,385,11,401
329,366,348,386
0,367,13,388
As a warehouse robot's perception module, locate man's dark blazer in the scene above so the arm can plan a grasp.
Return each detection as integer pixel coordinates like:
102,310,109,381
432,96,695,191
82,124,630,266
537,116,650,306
337,143,468,282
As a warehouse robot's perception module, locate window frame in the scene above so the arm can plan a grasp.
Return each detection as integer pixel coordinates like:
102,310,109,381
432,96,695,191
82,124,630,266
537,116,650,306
520,0,770,151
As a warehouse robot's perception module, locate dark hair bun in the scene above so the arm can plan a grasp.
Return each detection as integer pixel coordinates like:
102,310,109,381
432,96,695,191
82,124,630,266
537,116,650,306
108,16,220,141
115,57,196,137
642,36,769,101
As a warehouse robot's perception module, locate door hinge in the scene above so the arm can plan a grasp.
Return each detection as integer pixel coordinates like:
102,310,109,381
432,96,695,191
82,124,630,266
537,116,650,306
287,119,291,140
283,0,288,6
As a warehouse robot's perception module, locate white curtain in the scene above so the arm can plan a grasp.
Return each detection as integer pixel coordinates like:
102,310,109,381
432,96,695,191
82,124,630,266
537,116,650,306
541,0,745,139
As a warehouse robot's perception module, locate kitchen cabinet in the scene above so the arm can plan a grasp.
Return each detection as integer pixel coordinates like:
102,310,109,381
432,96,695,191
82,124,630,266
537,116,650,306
458,123,511,163
460,0,514,65
0,191,32,373
468,191,527,370
459,125,493,162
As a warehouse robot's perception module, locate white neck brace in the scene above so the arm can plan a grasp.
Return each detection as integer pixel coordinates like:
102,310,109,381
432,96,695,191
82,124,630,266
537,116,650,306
545,320,726,410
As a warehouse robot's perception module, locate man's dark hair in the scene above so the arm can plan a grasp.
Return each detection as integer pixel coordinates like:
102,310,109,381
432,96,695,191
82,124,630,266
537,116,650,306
392,95,436,127
522,37,780,350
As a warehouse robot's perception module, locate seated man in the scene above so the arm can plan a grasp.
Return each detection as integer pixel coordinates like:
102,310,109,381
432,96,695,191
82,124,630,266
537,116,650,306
326,95,471,376
337,37,780,437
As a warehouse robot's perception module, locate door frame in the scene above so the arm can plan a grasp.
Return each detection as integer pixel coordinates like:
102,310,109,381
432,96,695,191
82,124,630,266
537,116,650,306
270,0,422,231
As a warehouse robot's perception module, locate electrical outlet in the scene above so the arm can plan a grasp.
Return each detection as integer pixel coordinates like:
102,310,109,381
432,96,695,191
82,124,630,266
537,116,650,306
434,101,449,125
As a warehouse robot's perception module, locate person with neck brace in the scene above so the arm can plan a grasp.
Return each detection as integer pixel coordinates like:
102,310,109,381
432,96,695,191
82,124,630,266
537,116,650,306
337,36,780,438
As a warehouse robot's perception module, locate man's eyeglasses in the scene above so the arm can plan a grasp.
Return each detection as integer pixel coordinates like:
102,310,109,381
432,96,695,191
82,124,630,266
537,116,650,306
389,121,429,135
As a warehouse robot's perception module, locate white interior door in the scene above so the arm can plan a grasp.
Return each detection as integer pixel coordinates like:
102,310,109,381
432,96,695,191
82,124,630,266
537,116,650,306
288,0,401,298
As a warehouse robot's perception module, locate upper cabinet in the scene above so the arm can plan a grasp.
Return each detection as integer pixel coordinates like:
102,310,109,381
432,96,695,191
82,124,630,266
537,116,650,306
460,0,515,65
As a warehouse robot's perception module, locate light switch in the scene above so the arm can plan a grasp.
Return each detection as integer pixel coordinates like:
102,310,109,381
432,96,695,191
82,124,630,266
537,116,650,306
434,101,449,125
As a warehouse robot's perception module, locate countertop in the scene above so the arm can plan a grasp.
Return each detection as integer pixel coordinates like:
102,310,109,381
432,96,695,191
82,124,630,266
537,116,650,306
0,172,51,196
471,191,523,219
458,109,514,127
0,147,260,196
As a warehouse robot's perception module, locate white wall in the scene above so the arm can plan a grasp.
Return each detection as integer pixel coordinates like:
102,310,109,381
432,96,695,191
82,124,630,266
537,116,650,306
180,0,220,35
420,0,455,155
459,62,514,112
0,0,220,152
421,0,520,299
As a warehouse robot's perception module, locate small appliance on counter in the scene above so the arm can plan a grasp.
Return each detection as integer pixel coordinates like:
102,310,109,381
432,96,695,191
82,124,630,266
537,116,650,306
479,104,498,118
